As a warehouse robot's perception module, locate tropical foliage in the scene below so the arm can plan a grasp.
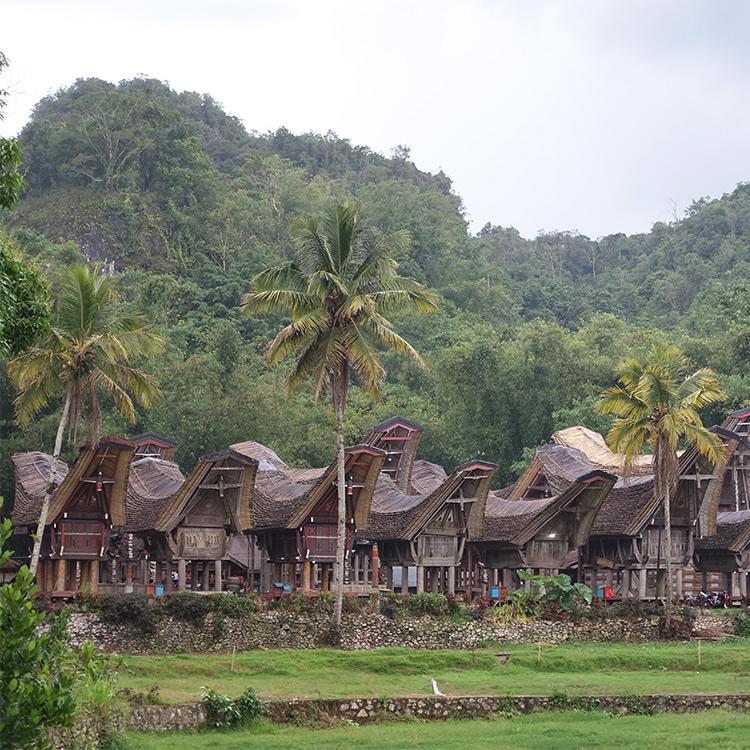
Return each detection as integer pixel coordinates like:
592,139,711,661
3,75,750,518
242,200,436,635
596,347,726,622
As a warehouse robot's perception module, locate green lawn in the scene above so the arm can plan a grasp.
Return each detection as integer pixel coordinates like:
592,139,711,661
118,641,750,703
127,710,750,750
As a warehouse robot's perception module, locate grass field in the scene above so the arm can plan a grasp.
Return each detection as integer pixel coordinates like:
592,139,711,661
118,640,750,703
127,710,750,750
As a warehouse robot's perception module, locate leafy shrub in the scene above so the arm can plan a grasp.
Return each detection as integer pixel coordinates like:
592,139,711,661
518,571,592,611
735,611,750,637
161,592,211,624
201,688,240,728
87,593,159,634
201,687,263,728
405,593,448,617
207,593,260,618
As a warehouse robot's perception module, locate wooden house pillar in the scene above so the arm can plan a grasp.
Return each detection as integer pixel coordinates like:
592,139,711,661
36,559,46,593
621,569,631,598
201,562,210,592
416,565,425,594
353,553,361,585
301,560,312,592
502,568,514,592
312,563,319,591
371,545,380,589
656,569,666,598
675,568,684,597
385,565,394,590
88,560,99,593
177,559,186,591
739,572,748,599
55,559,66,592
447,565,456,595
214,559,223,592
638,568,647,600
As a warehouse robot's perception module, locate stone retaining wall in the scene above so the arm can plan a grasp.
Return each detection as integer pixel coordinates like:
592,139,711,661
68,610,660,653
126,693,750,731
66,610,733,653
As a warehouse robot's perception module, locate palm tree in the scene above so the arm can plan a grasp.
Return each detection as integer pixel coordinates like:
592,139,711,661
596,346,725,627
242,200,437,637
9,264,163,573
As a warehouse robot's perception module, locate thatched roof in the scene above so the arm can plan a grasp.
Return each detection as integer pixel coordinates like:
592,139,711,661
364,460,497,541
695,510,750,553
480,469,616,545
11,452,69,527
230,441,385,531
553,426,655,475
125,457,185,532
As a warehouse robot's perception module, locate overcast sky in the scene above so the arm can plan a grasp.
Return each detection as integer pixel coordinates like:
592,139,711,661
2,0,749,239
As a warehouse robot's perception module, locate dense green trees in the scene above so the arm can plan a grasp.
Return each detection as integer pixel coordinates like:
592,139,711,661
3,76,750,516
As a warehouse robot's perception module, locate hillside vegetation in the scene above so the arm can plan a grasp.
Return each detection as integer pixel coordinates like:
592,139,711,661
3,77,750,503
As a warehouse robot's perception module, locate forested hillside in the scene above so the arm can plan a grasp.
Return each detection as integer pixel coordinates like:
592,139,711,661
3,77,750,503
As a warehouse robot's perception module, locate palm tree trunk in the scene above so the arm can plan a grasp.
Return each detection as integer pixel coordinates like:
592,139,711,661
331,375,347,642
88,382,102,445
663,484,673,629
30,387,71,576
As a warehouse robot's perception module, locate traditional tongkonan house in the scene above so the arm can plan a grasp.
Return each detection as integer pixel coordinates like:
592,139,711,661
231,441,385,593
690,410,750,596
356,416,499,595
12,438,136,595
473,444,615,592
554,425,736,598
361,458,498,595
130,433,177,461
139,448,258,593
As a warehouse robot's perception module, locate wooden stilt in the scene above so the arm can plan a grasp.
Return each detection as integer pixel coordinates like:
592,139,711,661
214,559,223,592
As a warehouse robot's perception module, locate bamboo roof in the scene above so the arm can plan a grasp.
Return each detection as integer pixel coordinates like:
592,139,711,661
11,452,70,527
48,438,137,526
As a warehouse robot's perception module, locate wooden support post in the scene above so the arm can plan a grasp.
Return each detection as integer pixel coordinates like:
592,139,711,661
201,562,209,592
386,565,394,590
416,565,425,594
448,565,456,595
301,559,312,592
214,559,223,592
312,563,319,591
638,568,647,600
622,569,631,598
87,560,99,593
353,553,361,585
675,568,684,597
177,559,186,591
740,571,748,599
55,559,66,592
165,561,174,592
502,568,514,592
371,544,380,590
431,567,440,593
